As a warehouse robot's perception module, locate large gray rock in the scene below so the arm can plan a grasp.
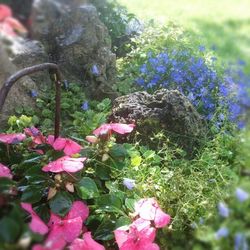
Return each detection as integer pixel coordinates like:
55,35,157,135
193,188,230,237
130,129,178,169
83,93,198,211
10,39,50,85
0,43,37,127
31,0,116,99
109,89,207,155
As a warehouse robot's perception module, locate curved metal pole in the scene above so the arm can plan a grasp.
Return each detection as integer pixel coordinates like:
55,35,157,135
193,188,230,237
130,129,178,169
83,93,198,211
0,63,62,138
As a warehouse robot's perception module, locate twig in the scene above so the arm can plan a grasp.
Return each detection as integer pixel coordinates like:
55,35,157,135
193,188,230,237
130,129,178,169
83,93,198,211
0,63,63,138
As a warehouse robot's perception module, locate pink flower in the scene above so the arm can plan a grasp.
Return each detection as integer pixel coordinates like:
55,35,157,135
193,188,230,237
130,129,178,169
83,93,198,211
134,198,171,228
0,163,12,179
47,136,82,156
42,156,86,173
0,133,26,144
93,123,135,136
114,218,159,250
0,4,12,21
46,201,89,244
69,232,105,250
0,5,27,36
24,127,46,145
21,203,49,235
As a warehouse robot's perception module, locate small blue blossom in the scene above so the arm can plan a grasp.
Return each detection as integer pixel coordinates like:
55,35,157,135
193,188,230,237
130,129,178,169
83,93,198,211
234,233,249,250
91,64,99,76
123,178,136,190
235,188,249,202
198,45,206,52
63,80,69,89
30,90,38,98
215,227,229,239
218,202,229,218
81,101,89,111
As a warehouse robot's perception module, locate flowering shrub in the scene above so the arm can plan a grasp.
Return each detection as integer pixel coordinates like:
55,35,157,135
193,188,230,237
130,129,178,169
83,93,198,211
0,123,171,249
134,50,250,126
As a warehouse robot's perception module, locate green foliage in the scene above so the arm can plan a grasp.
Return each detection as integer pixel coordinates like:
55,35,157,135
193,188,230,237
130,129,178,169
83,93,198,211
90,0,138,55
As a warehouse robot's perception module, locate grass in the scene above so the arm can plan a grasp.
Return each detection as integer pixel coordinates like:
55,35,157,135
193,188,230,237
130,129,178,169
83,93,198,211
118,0,250,72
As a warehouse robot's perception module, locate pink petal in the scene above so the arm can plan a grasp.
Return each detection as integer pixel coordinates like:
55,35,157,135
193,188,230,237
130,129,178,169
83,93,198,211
42,156,86,173
47,135,55,146
52,137,66,151
93,124,112,136
47,212,61,228
63,217,83,242
139,243,160,250
49,217,82,243
154,209,171,228
134,198,157,221
4,16,27,34
110,123,135,134
114,228,129,248
24,127,46,145
69,232,105,250
0,163,12,179
0,133,26,144
0,4,12,21
21,203,48,235
63,139,82,155
65,201,89,222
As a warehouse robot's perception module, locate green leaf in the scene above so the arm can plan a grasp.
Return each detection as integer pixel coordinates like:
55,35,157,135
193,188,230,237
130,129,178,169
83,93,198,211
76,177,99,199
115,216,131,229
95,165,111,180
49,192,72,217
125,198,136,212
0,217,20,243
96,194,122,209
110,144,128,158
94,219,115,241
21,185,44,203
0,178,15,193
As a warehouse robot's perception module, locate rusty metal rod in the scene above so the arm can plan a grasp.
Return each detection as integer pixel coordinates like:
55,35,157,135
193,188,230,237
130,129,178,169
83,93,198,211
0,63,63,138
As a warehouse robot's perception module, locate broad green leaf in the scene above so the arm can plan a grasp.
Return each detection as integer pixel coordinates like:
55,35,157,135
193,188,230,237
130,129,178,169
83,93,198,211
94,219,115,241
96,194,122,209
110,144,128,158
21,185,44,203
0,217,20,243
125,198,136,212
49,192,72,217
115,216,131,229
76,177,99,199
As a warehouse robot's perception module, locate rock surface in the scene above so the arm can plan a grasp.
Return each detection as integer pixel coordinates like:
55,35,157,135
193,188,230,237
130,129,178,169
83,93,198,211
109,89,207,154
31,0,116,99
0,43,37,127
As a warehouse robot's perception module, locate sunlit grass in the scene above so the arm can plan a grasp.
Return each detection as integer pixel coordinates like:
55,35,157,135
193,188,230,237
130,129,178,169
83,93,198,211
118,0,250,71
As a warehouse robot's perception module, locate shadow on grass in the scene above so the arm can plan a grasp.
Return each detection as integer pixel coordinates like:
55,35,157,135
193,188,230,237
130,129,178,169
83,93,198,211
190,18,250,71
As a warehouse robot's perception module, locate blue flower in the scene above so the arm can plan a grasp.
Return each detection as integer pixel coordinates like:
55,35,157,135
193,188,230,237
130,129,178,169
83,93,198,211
235,233,249,250
140,64,148,74
215,227,229,239
30,90,38,98
91,64,99,76
199,45,206,52
235,188,249,202
218,202,229,218
123,178,136,190
81,101,89,111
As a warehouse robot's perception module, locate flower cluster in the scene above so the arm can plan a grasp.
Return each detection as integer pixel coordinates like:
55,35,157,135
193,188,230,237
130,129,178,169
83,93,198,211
135,49,250,126
0,122,173,249
115,198,171,250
